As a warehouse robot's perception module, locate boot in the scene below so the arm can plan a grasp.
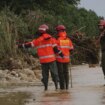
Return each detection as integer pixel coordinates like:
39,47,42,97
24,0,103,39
65,74,69,90
44,85,48,91
60,85,65,90
59,80,65,90
41,79,48,91
66,83,69,90
54,82,58,90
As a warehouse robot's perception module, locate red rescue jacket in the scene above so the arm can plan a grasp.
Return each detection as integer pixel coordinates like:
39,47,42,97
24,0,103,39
30,33,57,63
56,31,74,63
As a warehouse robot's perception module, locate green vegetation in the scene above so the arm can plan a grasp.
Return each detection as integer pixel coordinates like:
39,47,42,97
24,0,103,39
0,0,102,67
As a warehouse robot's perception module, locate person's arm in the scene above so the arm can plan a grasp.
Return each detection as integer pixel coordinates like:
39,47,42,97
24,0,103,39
52,37,64,57
18,42,34,48
53,46,64,57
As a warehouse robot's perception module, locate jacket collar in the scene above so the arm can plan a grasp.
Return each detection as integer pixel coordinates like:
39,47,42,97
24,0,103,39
58,31,67,39
42,33,52,40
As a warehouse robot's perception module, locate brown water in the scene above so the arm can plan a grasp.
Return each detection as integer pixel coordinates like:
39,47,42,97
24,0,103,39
0,64,105,105
0,91,30,105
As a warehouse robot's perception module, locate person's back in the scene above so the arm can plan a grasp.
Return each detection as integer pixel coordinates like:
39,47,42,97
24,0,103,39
56,31,73,63
32,33,56,63
18,24,64,90
55,25,74,90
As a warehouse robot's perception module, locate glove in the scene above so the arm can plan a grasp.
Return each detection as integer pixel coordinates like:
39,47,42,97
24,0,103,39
17,44,24,48
59,52,64,58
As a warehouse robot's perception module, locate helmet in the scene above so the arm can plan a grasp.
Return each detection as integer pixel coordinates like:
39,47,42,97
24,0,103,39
98,20,105,27
38,24,49,33
55,25,66,31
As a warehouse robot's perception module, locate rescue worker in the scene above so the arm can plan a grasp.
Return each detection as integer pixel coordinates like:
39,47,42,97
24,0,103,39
18,24,64,91
98,19,105,80
55,25,74,90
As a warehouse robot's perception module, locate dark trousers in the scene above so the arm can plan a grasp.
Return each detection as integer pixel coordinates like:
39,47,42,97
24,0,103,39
41,61,59,90
57,62,69,89
101,52,105,77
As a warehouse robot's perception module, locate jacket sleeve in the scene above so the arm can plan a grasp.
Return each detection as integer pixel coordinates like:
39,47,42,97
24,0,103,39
52,38,64,57
53,46,64,57
18,42,34,48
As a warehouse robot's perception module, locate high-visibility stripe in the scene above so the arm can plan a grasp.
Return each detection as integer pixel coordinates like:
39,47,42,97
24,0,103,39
58,50,62,54
36,44,53,48
56,55,69,58
58,46,73,49
52,44,57,47
22,44,25,48
39,54,55,59
70,46,74,49
58,46,71,49
31,42,34,47
39,28,46,31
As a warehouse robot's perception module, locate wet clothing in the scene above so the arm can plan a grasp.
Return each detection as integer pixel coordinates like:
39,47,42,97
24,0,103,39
18,33,62,90
41,61,58,90
56,31,74,89
23,33,57,63
56,31,74,63
100,33,105,77
57,62,69,89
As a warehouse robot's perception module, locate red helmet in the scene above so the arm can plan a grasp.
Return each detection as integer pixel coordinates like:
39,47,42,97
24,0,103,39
98,20,105,27
38,24,49,33
55,25,66,31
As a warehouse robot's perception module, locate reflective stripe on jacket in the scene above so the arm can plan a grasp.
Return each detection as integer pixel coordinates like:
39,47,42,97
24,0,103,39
31,33,56,63
56,31,74,63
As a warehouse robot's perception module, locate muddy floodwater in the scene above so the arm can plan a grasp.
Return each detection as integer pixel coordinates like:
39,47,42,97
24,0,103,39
0,92,30,105
0,64,105,105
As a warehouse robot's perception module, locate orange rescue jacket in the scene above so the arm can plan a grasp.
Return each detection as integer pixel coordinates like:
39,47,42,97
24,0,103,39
31,33,57,63
56,31,74,63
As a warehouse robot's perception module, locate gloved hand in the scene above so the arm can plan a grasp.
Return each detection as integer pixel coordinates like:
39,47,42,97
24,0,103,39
59,52,64,58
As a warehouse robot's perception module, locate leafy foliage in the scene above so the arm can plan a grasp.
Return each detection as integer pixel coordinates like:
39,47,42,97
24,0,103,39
0,0,80,13
0,0,101,66
0,8,29,59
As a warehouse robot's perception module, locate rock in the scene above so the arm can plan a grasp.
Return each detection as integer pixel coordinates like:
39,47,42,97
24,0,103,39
10,71,19,77
5,74,20,82
19,73,28,80
22,69,36,79
33,70,41,79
